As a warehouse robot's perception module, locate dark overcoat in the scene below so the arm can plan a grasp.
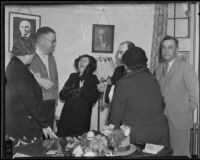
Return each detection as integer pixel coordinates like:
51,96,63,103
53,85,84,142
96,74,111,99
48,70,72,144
109,68,170,147
57,73,100,137
5,56,48,139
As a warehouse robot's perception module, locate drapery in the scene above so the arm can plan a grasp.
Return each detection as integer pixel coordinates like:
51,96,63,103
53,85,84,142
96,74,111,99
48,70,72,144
150,3,168,74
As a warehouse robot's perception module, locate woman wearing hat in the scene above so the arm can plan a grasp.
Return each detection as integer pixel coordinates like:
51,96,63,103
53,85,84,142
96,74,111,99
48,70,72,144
108,46,170,148
5,37,53,142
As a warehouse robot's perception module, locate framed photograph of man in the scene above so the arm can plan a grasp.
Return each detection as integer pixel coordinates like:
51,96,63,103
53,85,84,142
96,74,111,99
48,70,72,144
92,24,114,53
9,12,41,52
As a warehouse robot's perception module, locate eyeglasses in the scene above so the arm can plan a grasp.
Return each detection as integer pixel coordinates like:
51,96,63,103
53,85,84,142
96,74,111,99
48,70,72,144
42,37,57,44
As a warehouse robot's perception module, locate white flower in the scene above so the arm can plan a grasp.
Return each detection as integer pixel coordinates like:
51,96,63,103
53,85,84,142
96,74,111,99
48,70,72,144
72,145,83,156
120,125,131,136
101,129,112,136
87,131,95,140
66,137,72,141
101,125,109,130
109,124,115,130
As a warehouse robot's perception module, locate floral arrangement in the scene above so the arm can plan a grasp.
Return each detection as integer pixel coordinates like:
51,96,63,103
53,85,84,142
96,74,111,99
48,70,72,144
64,124,131,157
64,131,111,157
101,124,131,148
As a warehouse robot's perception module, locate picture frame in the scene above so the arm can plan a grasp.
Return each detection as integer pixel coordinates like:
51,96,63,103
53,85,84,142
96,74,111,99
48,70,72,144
92,24,114,53
8,12,41,52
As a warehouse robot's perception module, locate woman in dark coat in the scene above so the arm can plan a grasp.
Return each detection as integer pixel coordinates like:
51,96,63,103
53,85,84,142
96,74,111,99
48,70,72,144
57,55,100,137
5,37,52,142
108,46,170,148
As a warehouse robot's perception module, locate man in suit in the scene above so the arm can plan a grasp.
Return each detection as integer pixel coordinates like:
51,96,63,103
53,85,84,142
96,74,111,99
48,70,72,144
95,28,111,51
155,35,199,156
97,41,135,103
108,46,170,147
29,27,59,134
5,37,53,141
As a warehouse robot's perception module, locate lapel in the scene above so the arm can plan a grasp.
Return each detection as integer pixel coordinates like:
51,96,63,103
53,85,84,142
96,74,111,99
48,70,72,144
157,63,165,82
48,55,55,81
34,53,49,78
162,57,180,89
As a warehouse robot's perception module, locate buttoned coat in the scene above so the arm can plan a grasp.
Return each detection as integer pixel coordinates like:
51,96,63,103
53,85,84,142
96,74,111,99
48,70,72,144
109,68,170,147
5,56,48,139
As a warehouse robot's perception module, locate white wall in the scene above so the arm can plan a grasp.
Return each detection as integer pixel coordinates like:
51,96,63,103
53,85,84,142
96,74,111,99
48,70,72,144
5,4,155,130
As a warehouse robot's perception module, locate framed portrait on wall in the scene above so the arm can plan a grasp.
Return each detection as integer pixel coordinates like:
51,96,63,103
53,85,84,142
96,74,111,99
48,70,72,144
92,24,114,53
8,12,41,52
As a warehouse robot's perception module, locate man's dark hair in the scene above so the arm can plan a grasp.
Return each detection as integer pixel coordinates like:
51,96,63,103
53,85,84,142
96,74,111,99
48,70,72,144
120,41,135,49
35,26,55,42
159,35,179,62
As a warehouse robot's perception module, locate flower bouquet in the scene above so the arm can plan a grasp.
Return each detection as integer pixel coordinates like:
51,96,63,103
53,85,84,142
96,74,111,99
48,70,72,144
64,131,112,157
101,124,131,154
63,124,131,157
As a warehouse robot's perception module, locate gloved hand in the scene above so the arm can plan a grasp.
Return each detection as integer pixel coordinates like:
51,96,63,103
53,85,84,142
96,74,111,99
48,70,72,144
71,88,81,97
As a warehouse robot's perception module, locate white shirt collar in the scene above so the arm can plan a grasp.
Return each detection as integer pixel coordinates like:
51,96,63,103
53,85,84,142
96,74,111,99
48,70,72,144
101,41,107,48
36,48,48,59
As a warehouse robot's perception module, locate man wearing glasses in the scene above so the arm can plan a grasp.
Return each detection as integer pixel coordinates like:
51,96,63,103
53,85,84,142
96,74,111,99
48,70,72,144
29,27,59,139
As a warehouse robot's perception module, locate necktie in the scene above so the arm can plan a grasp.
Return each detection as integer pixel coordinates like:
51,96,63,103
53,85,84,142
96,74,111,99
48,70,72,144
163,62,168,78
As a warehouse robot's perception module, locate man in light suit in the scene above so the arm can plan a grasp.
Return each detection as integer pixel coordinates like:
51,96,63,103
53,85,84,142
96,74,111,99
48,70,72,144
155,35,199,156
29,27,59,135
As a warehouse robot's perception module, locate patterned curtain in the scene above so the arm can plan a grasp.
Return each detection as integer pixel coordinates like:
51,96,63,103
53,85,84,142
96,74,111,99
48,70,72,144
150,3,168,74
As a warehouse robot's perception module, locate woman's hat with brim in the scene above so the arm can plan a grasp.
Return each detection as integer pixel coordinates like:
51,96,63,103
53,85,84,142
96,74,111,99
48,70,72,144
122,46,148,69
12,37,35,56
117,144,137,156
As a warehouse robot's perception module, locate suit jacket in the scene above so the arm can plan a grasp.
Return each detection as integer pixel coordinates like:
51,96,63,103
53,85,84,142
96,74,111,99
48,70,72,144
5,56,48,139
155,57,199,131
109,68,169,146
105,65,127,103
29,53,58,102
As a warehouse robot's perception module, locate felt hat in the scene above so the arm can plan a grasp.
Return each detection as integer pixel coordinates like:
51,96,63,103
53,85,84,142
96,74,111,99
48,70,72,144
122,46,148,69
12,37,35,56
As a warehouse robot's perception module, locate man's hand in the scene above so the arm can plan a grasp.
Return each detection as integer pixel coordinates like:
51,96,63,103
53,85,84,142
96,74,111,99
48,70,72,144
43,127,58,139
41,79,54,90
35,77,54,90
43,127,51,139
107,78,112,85
97,82,107,93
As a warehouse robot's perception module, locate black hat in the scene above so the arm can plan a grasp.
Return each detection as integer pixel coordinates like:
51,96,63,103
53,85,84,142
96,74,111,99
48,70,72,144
12,37,35,56
122,46,148,69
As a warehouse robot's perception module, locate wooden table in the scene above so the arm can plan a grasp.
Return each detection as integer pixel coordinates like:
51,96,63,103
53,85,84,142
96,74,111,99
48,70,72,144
13,139,173,158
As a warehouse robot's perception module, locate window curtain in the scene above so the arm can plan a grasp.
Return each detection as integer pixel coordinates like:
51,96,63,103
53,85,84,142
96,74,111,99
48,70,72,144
150,3,168,74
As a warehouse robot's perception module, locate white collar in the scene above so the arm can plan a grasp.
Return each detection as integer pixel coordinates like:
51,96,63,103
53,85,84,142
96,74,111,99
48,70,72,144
36,48,48,59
